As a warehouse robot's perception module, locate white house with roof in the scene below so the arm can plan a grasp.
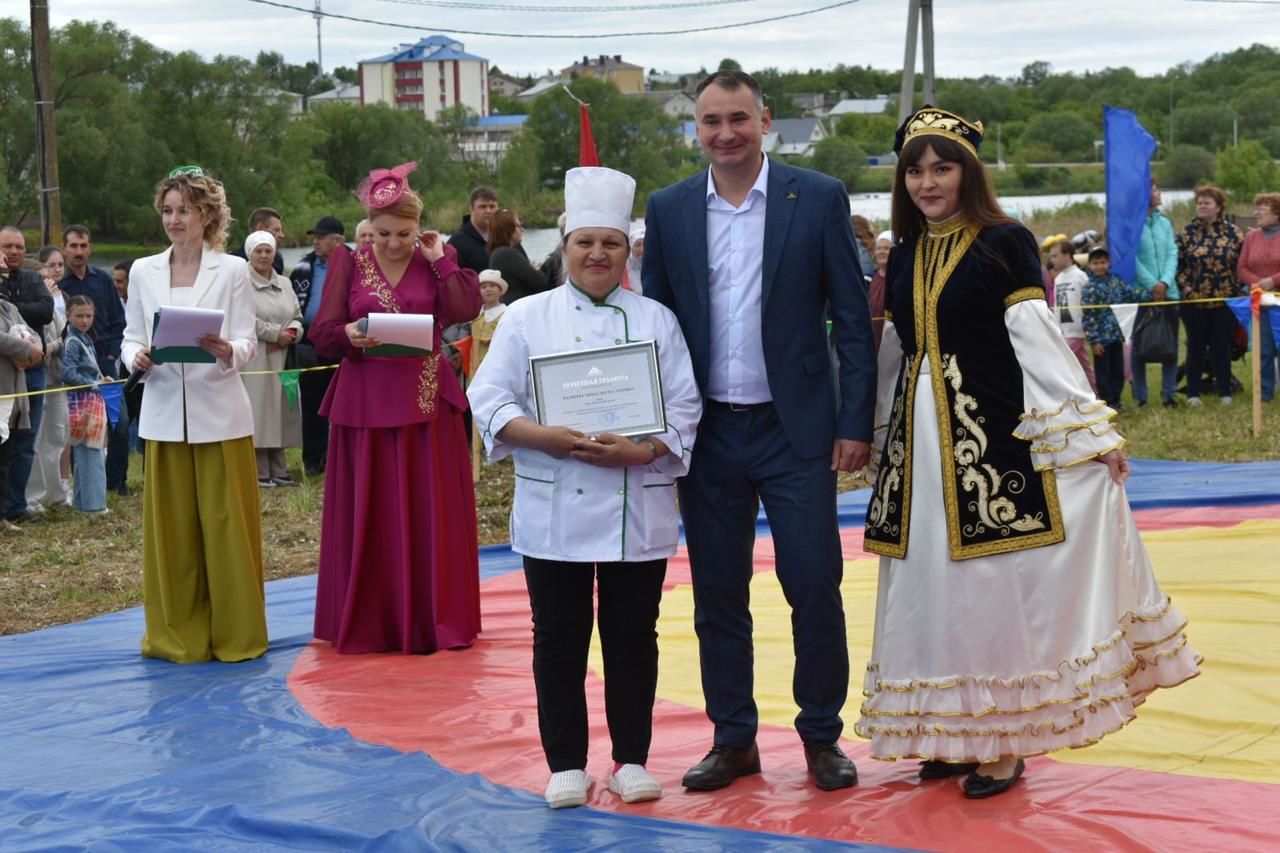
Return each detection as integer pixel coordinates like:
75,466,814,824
457,114,530,169
359,36,489,119
309,83,361,108
765,118,828,157
626,89,696,119
826,95,892,117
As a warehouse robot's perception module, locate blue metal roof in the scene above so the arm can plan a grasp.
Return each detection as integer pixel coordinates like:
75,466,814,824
471,115,529,127
360,36,487,65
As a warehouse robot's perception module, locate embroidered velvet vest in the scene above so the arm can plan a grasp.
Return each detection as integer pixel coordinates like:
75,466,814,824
864,219,1065,561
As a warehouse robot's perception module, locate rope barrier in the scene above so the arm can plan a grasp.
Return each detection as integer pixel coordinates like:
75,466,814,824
0,364,339,402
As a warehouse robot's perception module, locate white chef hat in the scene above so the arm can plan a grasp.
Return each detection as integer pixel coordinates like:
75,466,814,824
478,269,508,294
564,167,636,239
243,230,276,257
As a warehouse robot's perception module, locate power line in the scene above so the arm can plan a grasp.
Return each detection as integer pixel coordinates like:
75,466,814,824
244,0,866,38
366,0,766,11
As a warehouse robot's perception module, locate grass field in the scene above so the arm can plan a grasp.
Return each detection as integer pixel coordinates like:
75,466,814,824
2,354,1276,639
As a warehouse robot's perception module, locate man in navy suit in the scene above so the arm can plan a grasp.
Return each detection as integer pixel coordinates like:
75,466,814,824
643,70,875,792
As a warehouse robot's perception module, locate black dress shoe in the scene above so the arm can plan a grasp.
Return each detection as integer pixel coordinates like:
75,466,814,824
919,759,980,780
962,759,1025,799
804,742,858,790
681,744,761,791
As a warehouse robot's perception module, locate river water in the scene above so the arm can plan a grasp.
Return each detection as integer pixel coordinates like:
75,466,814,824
101,190,1193,272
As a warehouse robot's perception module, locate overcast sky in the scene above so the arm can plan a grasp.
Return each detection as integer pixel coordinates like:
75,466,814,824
42,0,1279,81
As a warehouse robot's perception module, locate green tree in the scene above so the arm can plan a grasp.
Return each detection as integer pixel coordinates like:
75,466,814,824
811,136,867,191
1019,61,1052,88
1017,111,1096,161
717,58,742,72
490,93,529,116
833,113,897,156
524,76,681,195
304,103,454,193
1216,139,1280,199
1159,145,1216,189
0,18,39,224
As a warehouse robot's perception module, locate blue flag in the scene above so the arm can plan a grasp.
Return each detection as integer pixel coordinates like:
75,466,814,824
1104,106,1157,285
1226,297,1280,349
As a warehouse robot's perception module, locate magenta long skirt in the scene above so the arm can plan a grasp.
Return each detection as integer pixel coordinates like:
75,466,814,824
313,411,481,653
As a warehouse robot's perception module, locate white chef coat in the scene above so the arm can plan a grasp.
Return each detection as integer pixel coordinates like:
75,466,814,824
468,282,702,563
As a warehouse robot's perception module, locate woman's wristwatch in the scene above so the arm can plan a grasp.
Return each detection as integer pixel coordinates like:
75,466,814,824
641,436,659,464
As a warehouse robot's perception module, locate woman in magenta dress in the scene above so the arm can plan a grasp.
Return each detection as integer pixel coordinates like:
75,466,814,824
309,162,483,653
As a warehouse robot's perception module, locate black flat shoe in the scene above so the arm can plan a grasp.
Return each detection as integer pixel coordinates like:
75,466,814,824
804,741,858,790
962,759,1025,799
919,759,980,780
681,744,761,791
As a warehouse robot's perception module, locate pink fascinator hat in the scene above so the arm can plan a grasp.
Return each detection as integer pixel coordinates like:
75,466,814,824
356,161,418,210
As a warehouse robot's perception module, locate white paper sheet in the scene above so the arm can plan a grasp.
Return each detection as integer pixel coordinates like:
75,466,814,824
152,306,225,348
364,313,434,351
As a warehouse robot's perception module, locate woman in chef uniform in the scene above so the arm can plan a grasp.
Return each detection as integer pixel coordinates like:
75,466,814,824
468,166,701,810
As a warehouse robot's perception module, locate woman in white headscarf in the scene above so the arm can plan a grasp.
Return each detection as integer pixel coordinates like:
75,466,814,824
625,226,645,295
241,230,303,487
469,167,701,811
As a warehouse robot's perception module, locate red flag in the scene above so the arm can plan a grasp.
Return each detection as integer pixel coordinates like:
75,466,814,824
452,336,474,378
578,104,600,167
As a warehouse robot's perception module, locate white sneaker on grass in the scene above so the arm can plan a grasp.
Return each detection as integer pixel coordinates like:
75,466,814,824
1220,395,1233,406
607,764,662,803
544,769,591,809
1186,397,1203,407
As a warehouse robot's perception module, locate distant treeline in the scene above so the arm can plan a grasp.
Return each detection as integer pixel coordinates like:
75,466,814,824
2,18,1277,245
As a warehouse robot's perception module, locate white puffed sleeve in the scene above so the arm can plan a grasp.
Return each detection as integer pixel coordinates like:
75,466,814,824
1005,299,1125,470
865,320,904,477
466,305,531,462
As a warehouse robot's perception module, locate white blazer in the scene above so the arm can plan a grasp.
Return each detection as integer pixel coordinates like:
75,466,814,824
121,246,257,444
468,284,702,563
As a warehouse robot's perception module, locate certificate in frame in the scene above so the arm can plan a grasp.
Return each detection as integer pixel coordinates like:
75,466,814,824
529,340,666,438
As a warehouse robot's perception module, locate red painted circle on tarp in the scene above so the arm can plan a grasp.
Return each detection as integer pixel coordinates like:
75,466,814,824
288,507,1280,850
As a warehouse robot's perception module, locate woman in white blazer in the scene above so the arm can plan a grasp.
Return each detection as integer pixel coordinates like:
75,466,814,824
468,167,701,809
120,167,267,664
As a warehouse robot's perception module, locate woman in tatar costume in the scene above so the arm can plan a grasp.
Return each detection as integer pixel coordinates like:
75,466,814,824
856,107,1202,799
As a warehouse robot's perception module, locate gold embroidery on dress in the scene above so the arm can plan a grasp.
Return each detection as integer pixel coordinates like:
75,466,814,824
1003,286,1044,308
943,353,1048,538
355,248,439,416
917,221,1066,560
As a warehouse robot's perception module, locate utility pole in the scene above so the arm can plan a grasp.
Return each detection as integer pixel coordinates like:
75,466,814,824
314,0,323,72
897,0,936,124
30,0,61,247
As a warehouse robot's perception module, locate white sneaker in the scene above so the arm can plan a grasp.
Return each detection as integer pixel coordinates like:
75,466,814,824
1186,397,1203,407
607,764,662,803
544,769,591,809
1220,395,1233,406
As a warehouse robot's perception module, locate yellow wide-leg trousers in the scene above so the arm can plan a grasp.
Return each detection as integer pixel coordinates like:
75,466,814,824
141,436,267,663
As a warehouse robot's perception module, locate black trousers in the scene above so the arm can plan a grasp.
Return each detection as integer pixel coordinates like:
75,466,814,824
678,401,848,748
1181,304,1236,399
105,403,130,492
1093,340,1126,407
295,343,334,474
523,555,666,773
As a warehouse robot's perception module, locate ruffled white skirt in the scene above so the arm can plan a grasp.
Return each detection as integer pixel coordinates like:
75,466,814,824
855,360,1202,763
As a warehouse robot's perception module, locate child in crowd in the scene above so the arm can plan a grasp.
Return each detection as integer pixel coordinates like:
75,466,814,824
1083,247,1138,408
61,295,109,514
1050,238,1097,393
469,269,508,381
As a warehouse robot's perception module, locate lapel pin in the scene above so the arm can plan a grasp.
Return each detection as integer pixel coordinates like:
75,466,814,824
786,192,798,200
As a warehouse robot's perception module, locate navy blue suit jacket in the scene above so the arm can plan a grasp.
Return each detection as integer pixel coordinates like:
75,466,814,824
642,158,876,459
